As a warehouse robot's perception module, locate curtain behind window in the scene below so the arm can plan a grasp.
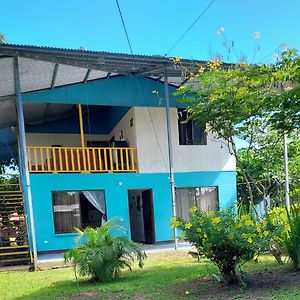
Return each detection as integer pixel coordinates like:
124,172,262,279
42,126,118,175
176,187,218,220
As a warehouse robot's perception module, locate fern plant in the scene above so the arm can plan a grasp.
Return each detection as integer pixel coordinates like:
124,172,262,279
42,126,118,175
64,217,146,282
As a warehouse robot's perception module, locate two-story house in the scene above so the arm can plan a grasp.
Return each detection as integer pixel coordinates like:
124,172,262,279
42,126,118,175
0,45,236,267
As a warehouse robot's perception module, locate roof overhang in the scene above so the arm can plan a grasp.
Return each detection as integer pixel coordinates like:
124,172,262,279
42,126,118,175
0,43,212,161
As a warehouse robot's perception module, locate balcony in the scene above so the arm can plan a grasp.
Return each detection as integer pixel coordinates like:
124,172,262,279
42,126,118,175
27,146,138,173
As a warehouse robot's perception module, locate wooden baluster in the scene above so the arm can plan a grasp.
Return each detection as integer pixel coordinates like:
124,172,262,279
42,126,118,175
52,148,57,173
98,149,102,171
40,148,45,171
130,148,135,171
86,148,91,172
76,148,80,171
65,148,69,172
125,148,129,171
46,148,50,171
109,148,113,172
134,148,139,172
58,148,63,172
70,148,75,171
103,148,108,171
120,148,124,171
33,148,38,172
115,148,119,171
92,148,96,171
28,147,32,172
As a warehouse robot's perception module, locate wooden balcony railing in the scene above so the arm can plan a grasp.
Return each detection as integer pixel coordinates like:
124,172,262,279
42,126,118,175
27,146,138,173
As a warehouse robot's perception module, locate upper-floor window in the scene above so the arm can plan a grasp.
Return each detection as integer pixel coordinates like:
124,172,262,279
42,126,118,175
177,108,207,145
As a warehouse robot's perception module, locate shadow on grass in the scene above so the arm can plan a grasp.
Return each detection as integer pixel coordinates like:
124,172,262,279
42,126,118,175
13,261,216,300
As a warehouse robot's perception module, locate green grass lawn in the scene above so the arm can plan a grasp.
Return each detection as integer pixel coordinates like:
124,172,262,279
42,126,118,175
0,251,299,300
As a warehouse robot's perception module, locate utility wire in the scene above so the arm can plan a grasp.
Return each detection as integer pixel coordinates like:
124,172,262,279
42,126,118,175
115,0,134,55
114,0,169,171
165,0,217,56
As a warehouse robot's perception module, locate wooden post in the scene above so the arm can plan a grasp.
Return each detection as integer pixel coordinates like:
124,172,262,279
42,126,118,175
77,104,87,172
78,104,85,148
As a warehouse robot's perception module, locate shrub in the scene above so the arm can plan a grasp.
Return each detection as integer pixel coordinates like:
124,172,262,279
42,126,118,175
64,217,146,282
171,208,271,285
269,204,300,270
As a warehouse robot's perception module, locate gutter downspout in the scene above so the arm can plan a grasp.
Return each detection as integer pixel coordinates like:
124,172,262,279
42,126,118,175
14,56,38,270
164,70,178,250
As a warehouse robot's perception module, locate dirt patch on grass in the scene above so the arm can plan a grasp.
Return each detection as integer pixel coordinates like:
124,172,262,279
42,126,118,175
169,269,300,299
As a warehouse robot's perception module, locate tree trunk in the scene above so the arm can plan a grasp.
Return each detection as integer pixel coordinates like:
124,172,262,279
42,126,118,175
221,266,239,286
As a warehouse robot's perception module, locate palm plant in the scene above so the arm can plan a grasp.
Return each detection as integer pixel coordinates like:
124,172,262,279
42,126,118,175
64,217,146,282
282,204,300,270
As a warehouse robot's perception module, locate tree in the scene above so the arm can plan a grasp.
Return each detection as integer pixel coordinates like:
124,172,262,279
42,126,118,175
0,33,7,44
174,49,300,207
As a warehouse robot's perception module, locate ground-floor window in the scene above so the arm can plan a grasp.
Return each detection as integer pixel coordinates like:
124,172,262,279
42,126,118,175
175,187,219,220
52,190,106,234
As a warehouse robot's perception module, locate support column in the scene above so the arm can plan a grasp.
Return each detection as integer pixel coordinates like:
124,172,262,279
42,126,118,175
283,134,290,209
164,70,178,250
78,104,87,172
14,57,38,269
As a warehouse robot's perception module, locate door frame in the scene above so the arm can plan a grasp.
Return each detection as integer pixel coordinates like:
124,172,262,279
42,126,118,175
127,188,155,244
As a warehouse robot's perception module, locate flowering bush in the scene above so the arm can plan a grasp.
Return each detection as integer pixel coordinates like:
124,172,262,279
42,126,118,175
171,208,272,285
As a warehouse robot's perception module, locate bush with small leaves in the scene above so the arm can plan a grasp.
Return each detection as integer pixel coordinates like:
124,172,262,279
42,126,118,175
171,208,271,285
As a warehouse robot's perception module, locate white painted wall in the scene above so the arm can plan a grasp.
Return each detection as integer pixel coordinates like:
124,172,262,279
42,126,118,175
26,133,108,147
109,108,137,147
134,107,236,173
25,107,235,173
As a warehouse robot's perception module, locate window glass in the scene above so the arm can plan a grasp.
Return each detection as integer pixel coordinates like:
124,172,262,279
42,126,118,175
177,108,207,145
52,190,106,234
175,187,218,220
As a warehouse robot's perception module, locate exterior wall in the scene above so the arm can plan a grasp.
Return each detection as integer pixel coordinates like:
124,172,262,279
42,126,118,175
109,108,137,148
26,133,108,147
134,107,236,173
29,171,236,252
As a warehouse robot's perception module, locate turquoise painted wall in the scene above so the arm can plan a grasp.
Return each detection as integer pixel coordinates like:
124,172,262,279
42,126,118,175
22,76,184,108
28,171,236,252
26,106,130,134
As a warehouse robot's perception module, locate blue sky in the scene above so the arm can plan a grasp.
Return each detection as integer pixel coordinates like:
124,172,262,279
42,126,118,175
1,0,299,63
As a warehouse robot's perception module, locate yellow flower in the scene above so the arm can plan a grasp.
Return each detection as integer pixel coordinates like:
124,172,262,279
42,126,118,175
212,217,221,224
247,237,253,244
185,290,190,295
256,224,262,233
197,66,206,74
196,228,202,233
241,233,248,239
189,207,198,213
245,219,254,227
170,217,180,228
263,230,269,237
171,57,182,63
185,222,192,229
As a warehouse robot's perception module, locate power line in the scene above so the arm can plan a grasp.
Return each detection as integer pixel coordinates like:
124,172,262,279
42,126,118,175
114,0,169,171
115,0,134,55
165,0,217,56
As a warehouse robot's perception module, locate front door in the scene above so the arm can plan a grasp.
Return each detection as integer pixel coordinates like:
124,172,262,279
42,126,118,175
128,189,155,244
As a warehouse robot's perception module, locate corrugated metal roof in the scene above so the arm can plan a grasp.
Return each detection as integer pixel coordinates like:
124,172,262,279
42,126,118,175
0,43,211,128
0,43,207,98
